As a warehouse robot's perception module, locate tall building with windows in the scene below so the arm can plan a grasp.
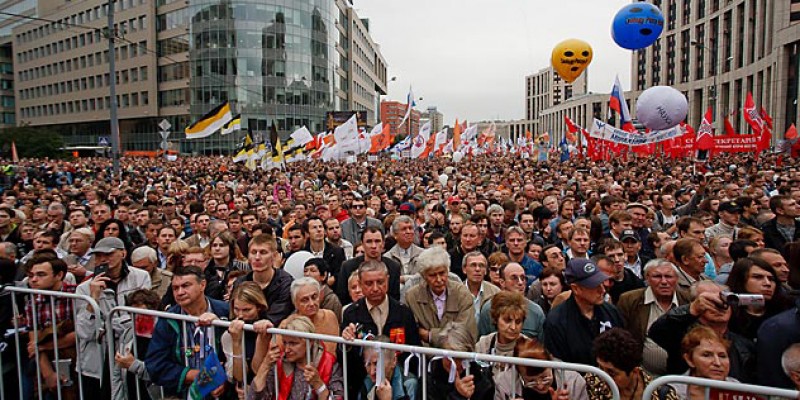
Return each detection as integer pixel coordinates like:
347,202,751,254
10,0,387,153
335,0,388,125
380,100,419,137
0,0,38,129
525,66,587,122
630,0,800,137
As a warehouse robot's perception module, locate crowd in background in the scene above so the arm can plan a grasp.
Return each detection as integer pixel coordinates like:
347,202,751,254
0,151,800,400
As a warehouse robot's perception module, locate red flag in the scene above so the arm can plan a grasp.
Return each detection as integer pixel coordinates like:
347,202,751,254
760,107,773,130
786,123,798,140
724,113,736,136
743,92,764,137
696,107,715,151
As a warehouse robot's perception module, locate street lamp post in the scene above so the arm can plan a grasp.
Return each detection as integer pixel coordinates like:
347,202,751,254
691,39,721,134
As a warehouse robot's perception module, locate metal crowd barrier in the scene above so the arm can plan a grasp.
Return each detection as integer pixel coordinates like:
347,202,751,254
0,285,103,400
641,375,800,400
108,306,622,400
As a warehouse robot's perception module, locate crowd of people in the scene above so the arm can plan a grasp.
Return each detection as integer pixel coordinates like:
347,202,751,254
1,151,800,400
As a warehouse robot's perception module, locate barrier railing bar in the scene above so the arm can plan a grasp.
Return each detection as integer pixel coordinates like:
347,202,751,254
641,375,800,400
10,292,22,400
49,296,63,400
30,293,43,400
108,306,621,399
342,342,348,400
70,300,85,400
241,331,248,399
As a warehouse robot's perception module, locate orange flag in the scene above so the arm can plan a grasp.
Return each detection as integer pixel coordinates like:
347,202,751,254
452,119,462,149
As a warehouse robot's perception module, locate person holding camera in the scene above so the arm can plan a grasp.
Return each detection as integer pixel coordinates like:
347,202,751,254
647,280,755,383
724,257,792,341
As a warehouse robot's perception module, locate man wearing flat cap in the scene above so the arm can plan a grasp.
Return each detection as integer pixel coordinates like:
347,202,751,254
543,258,624,365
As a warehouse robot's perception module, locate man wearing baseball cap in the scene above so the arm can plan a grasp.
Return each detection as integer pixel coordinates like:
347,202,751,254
543,258,625,365
75,237,151,395
705,200,741,240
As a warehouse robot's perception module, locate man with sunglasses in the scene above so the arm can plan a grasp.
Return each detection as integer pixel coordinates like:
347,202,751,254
340,197,383,245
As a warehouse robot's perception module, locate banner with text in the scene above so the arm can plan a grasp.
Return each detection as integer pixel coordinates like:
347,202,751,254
589,119,684,145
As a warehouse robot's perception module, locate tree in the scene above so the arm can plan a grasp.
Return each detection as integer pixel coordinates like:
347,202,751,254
0,126,65,158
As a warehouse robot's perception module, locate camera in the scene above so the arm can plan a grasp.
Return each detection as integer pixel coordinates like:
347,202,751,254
721,291,765,308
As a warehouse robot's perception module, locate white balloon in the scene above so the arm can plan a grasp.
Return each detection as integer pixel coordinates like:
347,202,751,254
636,86,688,131
283,251,314,280
452,151,464,163
438,174,449,186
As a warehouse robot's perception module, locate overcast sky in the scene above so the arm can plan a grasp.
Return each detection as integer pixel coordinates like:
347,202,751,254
356,0,635,123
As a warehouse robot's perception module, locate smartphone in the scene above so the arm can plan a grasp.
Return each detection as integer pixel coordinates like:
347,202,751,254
94,263,109,276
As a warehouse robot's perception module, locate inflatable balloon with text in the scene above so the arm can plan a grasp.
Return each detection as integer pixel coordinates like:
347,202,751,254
611,3,665,50
636,86,688,130
551,39,593,83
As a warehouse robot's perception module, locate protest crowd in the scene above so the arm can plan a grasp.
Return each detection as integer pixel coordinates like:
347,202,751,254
1,150,800,400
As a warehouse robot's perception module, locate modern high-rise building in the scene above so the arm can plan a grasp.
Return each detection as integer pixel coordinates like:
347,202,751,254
335,0,388,125
630,0,800,136
0,0,38,129
10,0,387,153
380,100,419,138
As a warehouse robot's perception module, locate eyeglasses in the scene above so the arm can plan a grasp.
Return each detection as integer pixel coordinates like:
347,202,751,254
352,204,365,209
520,371,553,387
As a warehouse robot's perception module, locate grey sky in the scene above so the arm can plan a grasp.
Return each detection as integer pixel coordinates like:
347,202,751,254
356,0,635,123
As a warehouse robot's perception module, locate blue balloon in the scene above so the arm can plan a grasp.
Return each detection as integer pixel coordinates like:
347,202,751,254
611,2,665,50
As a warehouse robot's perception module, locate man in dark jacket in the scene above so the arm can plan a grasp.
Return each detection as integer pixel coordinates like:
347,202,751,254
234,234,294,324
303,217,345,286
145,266,230,398
756,299,800,388
762,195,800,251
336,227,401,303
543,258,624,366
648,280,755,382
341,260,420,400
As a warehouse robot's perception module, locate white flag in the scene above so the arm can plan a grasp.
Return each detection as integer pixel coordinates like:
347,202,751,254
434,129,448,151
411,122,432,159
334,114,359,145
289,126,313,146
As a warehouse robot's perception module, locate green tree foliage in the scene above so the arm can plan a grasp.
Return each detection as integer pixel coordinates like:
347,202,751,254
0,126,65,159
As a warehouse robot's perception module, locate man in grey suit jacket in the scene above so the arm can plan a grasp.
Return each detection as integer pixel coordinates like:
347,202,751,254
341,197,383,245
385,215,424,285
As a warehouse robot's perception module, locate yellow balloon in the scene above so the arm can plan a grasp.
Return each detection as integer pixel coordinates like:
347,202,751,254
551,39,593,83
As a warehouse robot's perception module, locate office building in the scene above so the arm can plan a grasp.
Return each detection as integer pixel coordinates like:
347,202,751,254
335,0,388,125
630,0,800,137
421,106,443,132
525,66,587,122
380,100,419,137
11,0,387,153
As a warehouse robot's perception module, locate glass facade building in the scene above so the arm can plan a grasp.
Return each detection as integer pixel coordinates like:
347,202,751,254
185,0,337,152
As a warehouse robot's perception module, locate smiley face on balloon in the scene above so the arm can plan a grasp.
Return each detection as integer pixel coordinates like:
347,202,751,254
551,39,593,83
612,3,665,50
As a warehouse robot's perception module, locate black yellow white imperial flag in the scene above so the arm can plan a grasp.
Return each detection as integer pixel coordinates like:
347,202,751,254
185,102,233,139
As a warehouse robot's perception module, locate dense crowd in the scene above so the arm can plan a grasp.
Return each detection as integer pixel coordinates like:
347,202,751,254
1,151,799,400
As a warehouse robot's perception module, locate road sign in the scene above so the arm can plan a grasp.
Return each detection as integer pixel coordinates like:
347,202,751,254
160,130,171,140
159,119,172,131
98,136,110,146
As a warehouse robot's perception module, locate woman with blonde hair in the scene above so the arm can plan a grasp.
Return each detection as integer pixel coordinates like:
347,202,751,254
249,315,344,400
476,291,528,377
222,282,271,385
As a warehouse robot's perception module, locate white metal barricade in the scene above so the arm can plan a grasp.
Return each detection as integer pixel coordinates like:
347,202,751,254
0,285,103,400
108,305,622,400
641,375,800,400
